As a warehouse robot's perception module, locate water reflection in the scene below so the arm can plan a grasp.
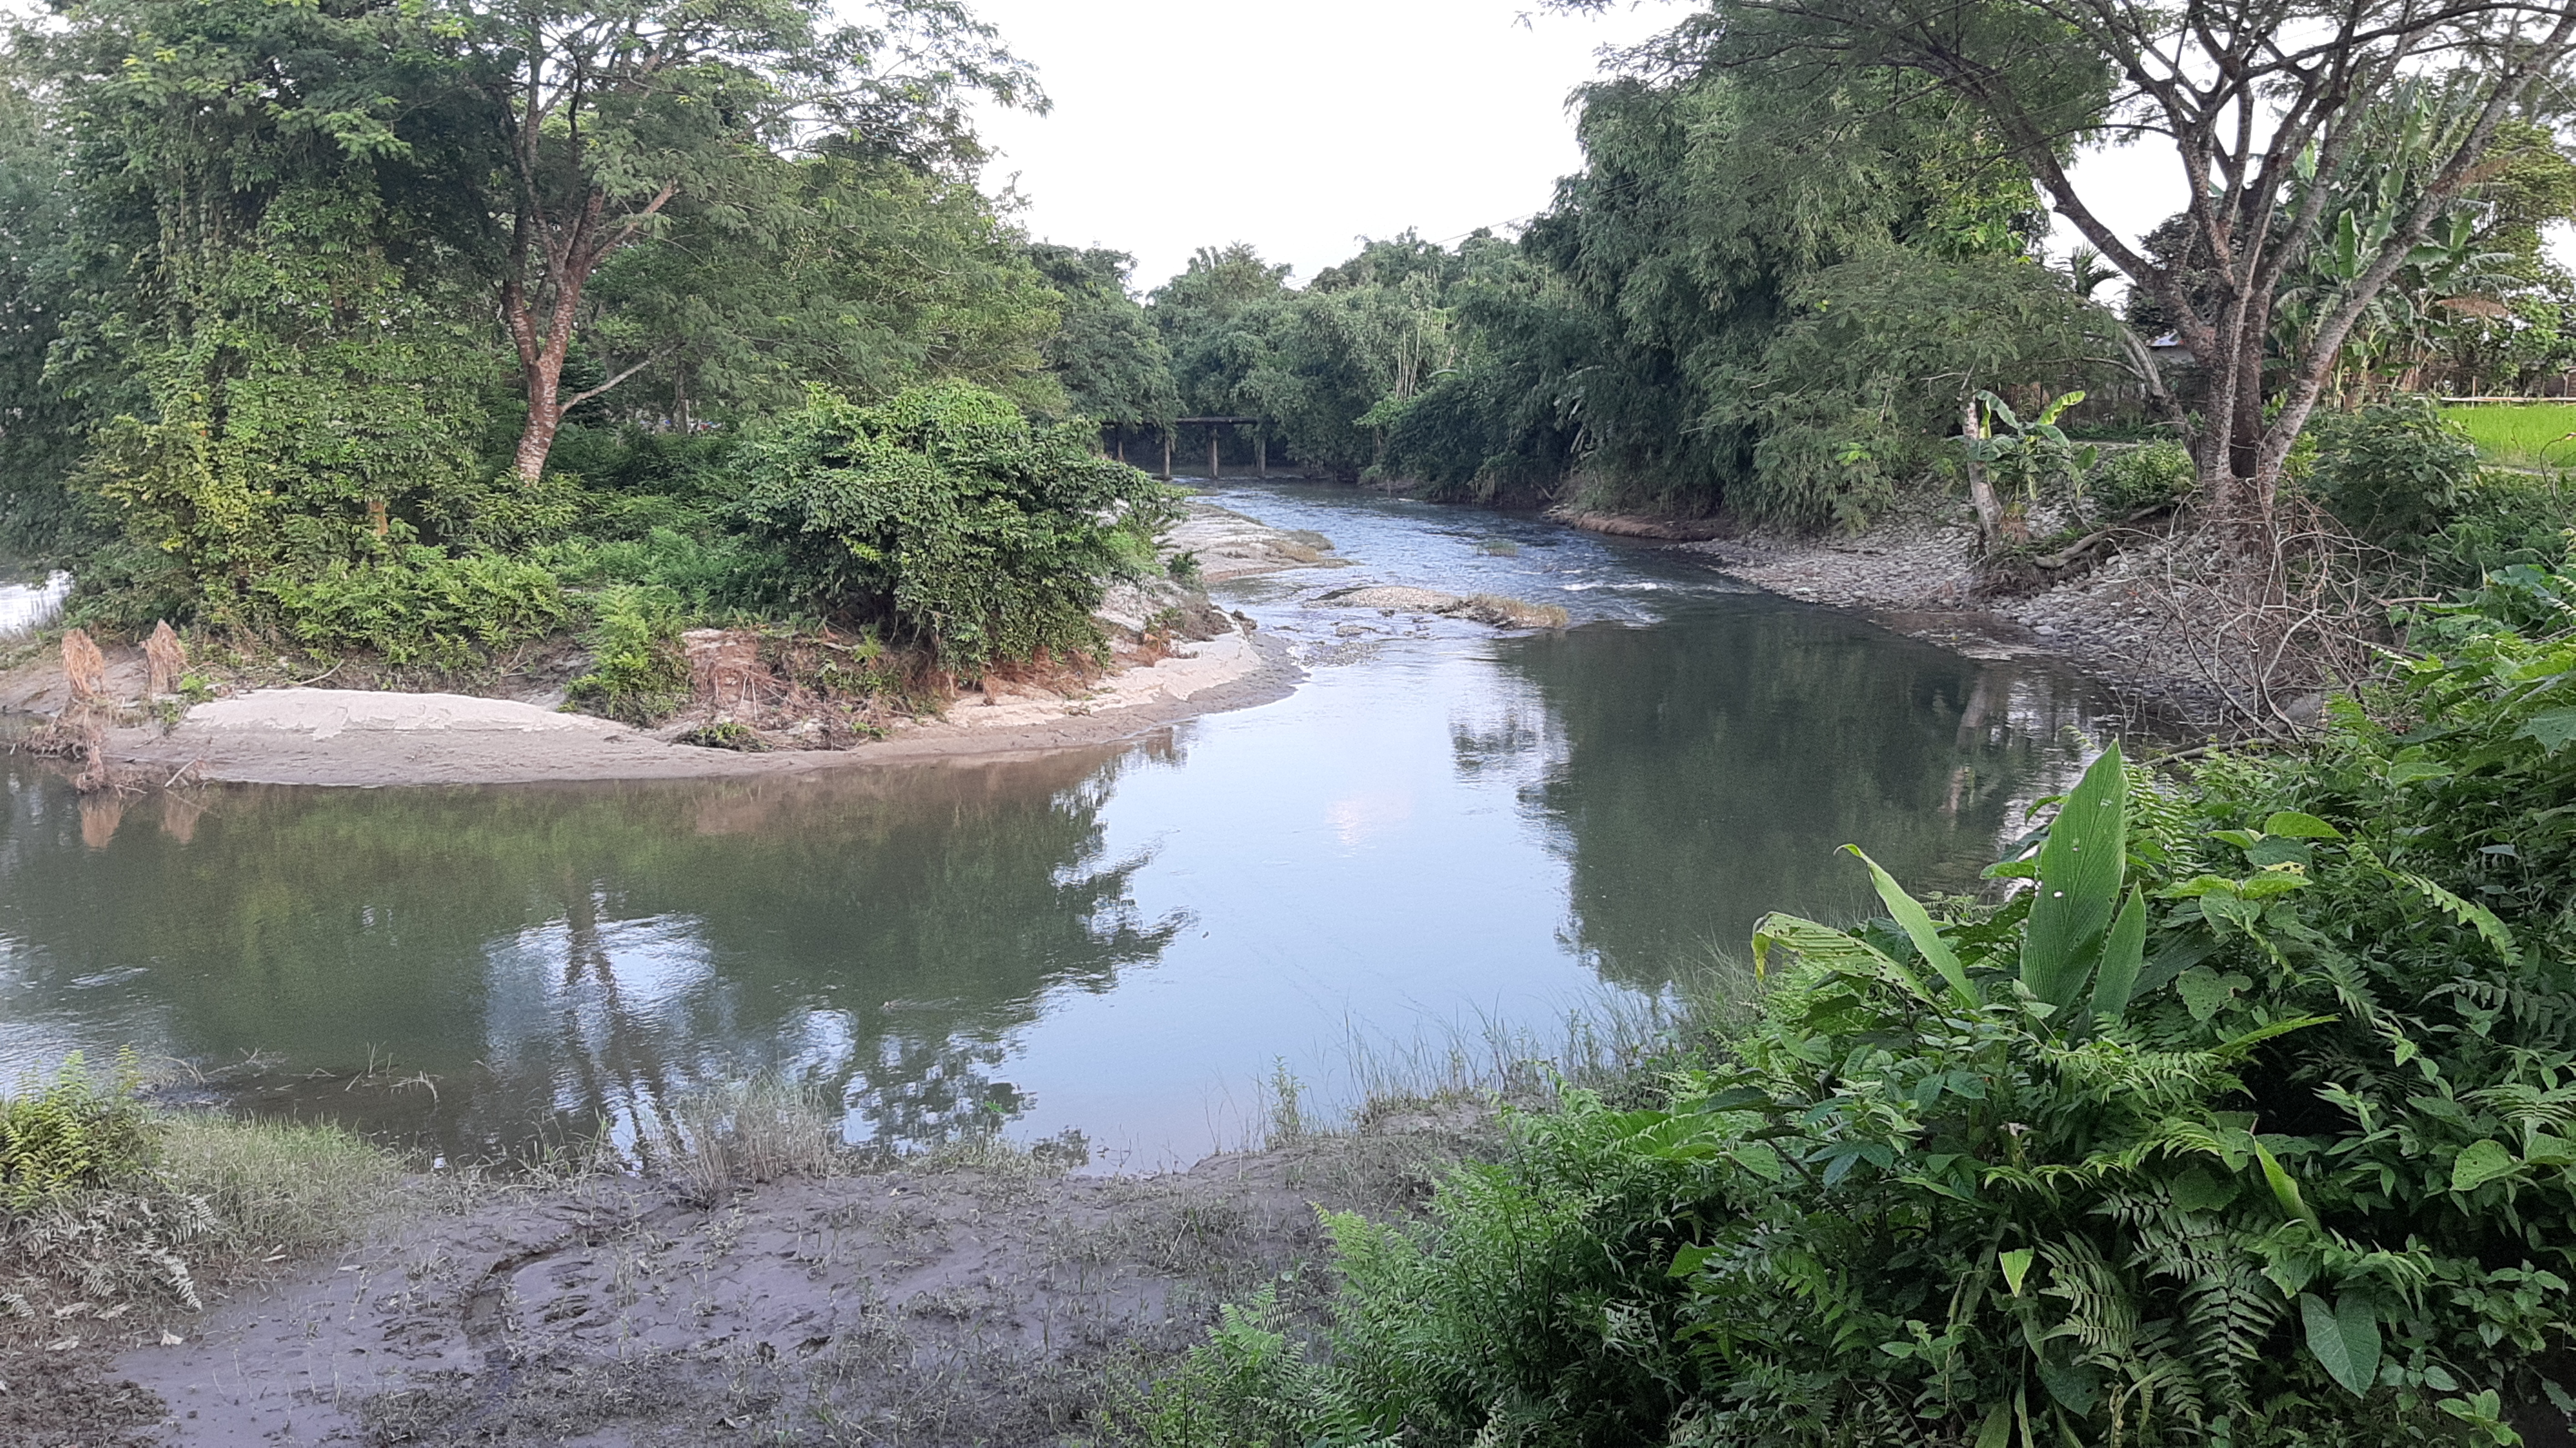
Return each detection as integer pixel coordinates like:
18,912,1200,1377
1494,597,2093,988
2,488,2118,1165
0,569,71,637
0,747,1181,1162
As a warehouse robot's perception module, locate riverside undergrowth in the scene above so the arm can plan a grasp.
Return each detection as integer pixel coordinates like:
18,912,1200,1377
1128,555,2576,1448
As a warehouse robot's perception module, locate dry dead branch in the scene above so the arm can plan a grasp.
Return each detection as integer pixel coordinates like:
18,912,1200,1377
2138,499,2392,740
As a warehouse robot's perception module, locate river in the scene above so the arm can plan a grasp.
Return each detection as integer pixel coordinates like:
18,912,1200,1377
0,486,2111,1168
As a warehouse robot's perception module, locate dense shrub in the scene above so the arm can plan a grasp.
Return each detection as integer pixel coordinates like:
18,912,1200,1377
258,546,570,666
736,382,1181,678
1141,558,2576,1448
2082,438,2198,521
564,584,689,723
2306,397,2482,548
538,527,787,615
2420,472,2576,591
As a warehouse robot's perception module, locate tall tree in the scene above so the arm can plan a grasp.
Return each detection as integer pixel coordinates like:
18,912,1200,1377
1027,243,1176,430
457,0,1039,482
1605,0,2576,527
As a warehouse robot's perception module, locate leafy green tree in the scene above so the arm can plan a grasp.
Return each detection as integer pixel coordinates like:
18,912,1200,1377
452,0,1041,483
1749,249,2121,533
25,0,504,622
1490,60,2054,518
1150,242,1292,419
1028,243,1176,430
0,66,97,558
1596,0,2576,530
584,146,1065,424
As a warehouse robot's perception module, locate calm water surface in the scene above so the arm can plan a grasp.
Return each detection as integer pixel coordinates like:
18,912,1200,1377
0,487,2110,1166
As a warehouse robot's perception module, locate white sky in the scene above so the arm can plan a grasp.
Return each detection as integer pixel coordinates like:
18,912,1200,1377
966,0,1680,290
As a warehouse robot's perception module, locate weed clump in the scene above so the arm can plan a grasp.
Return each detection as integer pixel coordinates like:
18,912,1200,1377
2,1056,399,1328
659,1076,848,1199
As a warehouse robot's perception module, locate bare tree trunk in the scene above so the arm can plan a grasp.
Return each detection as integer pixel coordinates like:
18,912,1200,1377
513,347,565,483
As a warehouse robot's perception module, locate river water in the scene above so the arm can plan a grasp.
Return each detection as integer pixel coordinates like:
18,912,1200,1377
0,487,2110,1167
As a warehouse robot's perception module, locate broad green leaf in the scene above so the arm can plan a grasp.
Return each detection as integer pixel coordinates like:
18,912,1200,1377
1975,1403,2013,1448
2263,811,2345,839
2035,1358,2100,1414
2386,759,2453,785
2245,836,2314,869
1999,1247,2035,1295
1844,845,1973,1005
2451,1139,2518,1192
2520,707,2576,754
1668,1243,1719,1279
1733,1141,1784,1181
2086,887,2148,1028
2177,968,2250,1022
2022,744,2128,1010
2254,1138,2319,1227
2300,1290,2382,1397
1752,913,1928,999
2524,1132,2576,1167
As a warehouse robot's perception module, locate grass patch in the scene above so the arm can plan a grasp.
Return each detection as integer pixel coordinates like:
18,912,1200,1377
2,1058,402,1332
2443,402,2576,467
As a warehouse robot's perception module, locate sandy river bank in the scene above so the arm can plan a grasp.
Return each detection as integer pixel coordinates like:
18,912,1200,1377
0,500,1345,788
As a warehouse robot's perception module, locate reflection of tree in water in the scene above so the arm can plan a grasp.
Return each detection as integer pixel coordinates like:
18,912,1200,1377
1488,600,2102,991
0,741,1183,1160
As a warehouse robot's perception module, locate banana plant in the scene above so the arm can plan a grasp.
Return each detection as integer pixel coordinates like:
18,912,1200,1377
1958,390,2102,518
1755,743,2147,1036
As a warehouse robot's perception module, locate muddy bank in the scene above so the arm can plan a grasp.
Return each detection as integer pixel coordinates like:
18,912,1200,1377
66,1117,1488,1448
1680,513,2237,729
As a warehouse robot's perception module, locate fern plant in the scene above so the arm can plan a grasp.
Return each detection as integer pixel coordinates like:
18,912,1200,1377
1,1051,154,1212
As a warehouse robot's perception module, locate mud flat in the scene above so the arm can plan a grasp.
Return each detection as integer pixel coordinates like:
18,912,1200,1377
70,1117,1489,1448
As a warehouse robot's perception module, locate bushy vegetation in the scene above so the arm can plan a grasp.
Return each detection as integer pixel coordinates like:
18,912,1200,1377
1129,554,2576,1448
736,383,1181,678
3,1056,397,1322
0,0,1199,700
1,1052,151,1210
2306,397,2485,549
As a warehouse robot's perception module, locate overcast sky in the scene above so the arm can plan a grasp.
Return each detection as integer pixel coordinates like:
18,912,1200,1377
965,0,1682,290
961,0,2222,296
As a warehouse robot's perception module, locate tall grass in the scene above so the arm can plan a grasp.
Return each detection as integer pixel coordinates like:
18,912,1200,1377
652,1075,850,1199
3,1103,400,1325
2443,402,2576,467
